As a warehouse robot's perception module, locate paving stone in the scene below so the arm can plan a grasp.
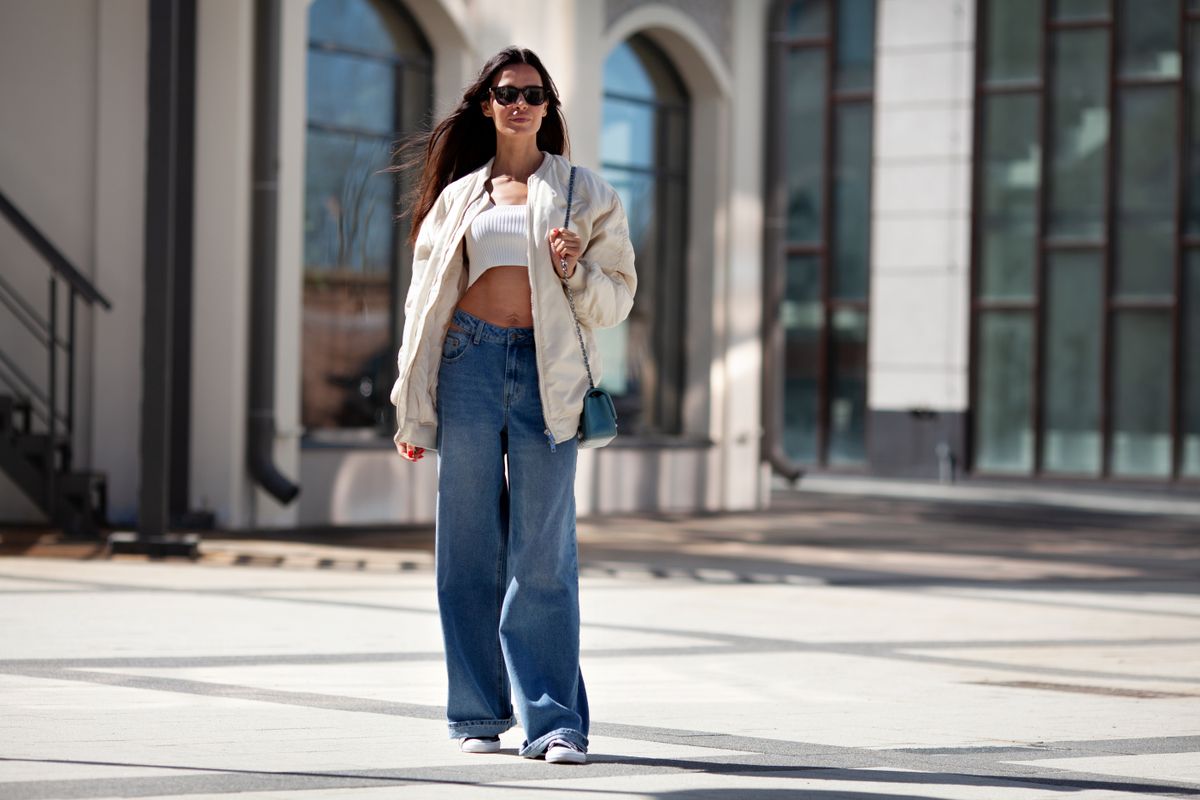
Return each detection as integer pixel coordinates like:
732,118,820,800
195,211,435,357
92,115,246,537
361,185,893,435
1,494,1197,799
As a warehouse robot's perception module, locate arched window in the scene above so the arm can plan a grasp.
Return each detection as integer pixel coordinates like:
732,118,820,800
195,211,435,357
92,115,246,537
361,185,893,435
302,0,432,435
599,35,690,437
767,0,876,467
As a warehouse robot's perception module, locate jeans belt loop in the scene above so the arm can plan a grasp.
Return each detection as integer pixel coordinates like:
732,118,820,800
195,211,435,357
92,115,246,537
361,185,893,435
472,318,484,345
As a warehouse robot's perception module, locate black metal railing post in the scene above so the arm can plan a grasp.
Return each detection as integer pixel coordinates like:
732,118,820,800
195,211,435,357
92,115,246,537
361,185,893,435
0,187,113,536
46,277,57,509
66,285,76,473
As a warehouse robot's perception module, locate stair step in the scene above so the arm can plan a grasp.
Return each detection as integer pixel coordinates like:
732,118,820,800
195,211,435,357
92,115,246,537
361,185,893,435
54,471,108,540
0,394,32,436
12,432,69,466
1,426,105,539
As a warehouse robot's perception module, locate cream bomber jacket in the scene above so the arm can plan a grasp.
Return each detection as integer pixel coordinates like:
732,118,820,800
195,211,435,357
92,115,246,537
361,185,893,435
389,152,638,451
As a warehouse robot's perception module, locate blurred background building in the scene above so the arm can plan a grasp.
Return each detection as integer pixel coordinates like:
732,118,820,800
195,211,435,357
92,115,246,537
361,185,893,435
1,0,1197,535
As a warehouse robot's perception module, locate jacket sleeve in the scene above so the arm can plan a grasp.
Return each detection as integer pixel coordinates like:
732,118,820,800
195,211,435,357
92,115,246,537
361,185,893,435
403,202,441,318
390,198,444,407
563,181,637,329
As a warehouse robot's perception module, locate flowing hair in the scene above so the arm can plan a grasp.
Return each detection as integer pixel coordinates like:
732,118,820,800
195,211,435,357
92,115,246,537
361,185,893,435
393,47,570,246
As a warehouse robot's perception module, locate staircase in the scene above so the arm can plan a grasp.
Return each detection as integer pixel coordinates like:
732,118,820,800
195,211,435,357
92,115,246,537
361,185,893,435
0,189,111,538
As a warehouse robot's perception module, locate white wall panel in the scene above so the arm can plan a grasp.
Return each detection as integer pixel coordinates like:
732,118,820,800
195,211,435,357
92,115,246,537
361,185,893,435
873,213,971,274
189,0,254,529
874,105,973,161
869,271,969,373
877,0,974,51
875,46,974,108
873,157,972,217
0,0,146,524
868,0,975,414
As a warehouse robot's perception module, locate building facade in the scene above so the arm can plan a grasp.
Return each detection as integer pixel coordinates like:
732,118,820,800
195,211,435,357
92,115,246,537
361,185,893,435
0,0,1196,533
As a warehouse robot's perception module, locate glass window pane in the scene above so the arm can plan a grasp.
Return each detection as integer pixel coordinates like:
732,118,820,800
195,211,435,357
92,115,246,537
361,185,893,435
828,308,867,465
984,0,1043,84
310,0,414,54
1118,0,1181,79
601,98,656,170
307,51,396,134
1111,312,1173,476
783,255,822,463
600,35,689,437
781,0,829,37
1052,0,1108,19
304,0,430,435
632,36,688,102
301,274,391,431
1047,29,1109,240
836,0,876,91
1186,23,1200,234
1115,86,1177,298
785,47,826,244
603,41,656,101
1043,252,1103,474
304,132,395,272
833,103,872,300
979,93,1041,299
399,66,433,133
1184,252,1200,476
975,312,1034,473
597,170,655,424
302,136,394,431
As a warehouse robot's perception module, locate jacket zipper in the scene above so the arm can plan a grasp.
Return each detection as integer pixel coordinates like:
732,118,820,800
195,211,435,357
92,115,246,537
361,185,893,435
526,170,559,450
396,192,488,418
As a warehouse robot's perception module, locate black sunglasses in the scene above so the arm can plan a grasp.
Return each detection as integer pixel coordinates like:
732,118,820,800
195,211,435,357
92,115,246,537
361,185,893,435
489,85,548,106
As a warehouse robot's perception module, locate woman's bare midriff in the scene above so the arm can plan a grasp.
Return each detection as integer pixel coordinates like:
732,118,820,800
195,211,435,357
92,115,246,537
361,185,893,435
455,265,534,328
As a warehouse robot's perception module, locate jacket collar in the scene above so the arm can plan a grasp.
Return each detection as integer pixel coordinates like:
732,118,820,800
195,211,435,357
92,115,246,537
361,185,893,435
463,152,562,200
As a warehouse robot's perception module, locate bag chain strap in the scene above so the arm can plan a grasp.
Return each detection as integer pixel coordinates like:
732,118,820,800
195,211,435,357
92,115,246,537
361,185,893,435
558,167,595,391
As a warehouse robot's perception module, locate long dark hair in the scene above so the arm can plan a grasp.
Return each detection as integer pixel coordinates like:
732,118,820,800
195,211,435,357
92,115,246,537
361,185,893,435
394,47,570,246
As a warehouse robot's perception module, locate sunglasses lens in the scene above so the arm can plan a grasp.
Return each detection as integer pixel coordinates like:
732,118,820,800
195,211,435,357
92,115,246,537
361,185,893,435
524,88,546,105
492,86,519,105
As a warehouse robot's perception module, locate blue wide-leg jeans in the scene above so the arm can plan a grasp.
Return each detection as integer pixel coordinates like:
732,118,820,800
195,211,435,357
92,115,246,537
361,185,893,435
434,308,589,758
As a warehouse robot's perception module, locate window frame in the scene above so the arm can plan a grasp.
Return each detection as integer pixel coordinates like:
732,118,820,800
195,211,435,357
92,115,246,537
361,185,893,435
302,0,433,437
969,0,1200,483
765,0,877,471
600,34,691,437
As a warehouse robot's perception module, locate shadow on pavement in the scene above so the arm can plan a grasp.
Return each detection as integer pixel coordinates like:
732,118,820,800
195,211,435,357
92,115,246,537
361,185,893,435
572,492,1200,595
5,755,1198,799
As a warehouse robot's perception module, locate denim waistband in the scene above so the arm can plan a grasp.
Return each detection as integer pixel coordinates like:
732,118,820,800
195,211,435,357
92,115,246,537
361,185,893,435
451,308,534,345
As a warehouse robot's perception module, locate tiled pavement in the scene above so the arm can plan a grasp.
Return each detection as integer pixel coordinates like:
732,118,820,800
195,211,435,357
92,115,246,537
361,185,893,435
0,491,1197,799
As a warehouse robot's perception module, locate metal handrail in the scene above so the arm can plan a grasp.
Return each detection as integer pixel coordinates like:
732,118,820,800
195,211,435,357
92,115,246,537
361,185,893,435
0,187,111,513
0,272,55,348
0,350,54,427
0,189,112,310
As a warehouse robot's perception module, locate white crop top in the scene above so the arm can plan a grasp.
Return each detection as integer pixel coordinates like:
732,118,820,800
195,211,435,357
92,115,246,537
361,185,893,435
464,203,527,287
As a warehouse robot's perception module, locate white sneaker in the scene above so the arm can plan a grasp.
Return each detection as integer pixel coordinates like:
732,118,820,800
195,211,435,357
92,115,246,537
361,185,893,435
545,738,586,764
460,736,501,754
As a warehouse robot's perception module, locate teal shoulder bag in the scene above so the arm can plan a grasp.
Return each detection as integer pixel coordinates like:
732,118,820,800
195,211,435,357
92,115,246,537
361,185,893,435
559,167,618,449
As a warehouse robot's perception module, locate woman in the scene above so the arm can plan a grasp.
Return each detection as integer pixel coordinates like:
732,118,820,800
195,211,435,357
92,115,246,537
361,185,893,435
389,47,636,764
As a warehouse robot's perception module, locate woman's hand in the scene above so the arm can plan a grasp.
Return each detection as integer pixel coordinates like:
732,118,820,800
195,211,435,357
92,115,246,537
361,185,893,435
397,442,425,462
548,227,582,279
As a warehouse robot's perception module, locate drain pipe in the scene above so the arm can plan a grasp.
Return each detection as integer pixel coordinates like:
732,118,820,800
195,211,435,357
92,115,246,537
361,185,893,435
246,0,299,504
760,29,803,486
761,322,804,484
